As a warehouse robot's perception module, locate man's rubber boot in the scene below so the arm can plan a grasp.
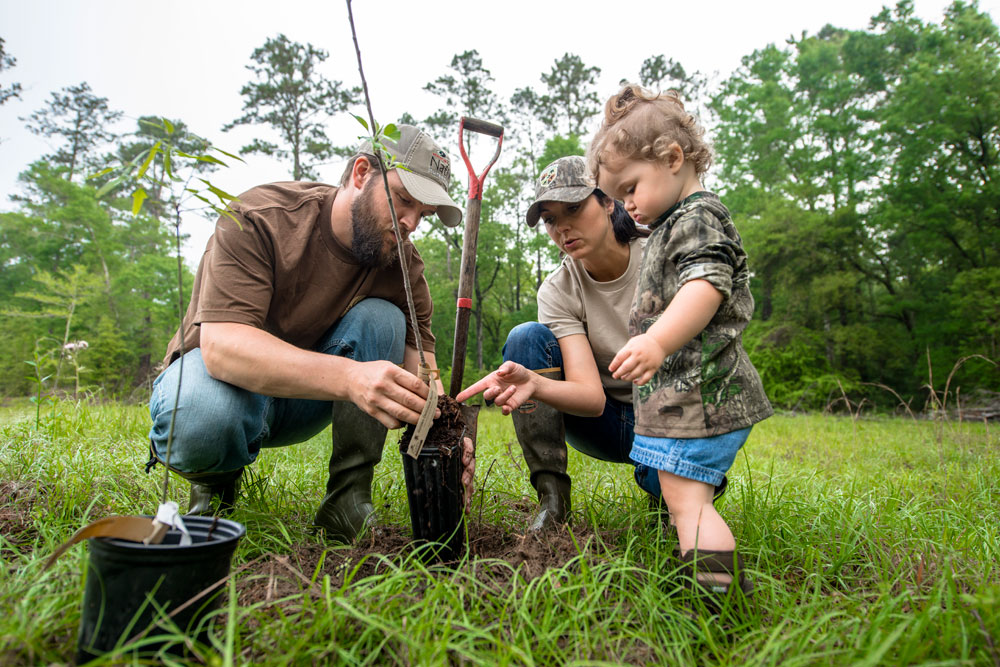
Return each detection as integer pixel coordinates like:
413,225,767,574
184,468,244,516
313,401,386,543
145,442,243,516
510,370,571,532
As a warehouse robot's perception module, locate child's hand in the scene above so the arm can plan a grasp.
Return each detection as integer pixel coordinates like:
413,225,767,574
609,334,666,386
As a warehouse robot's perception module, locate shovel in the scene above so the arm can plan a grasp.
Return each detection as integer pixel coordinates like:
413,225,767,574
398,117,503,560
450,116,504,406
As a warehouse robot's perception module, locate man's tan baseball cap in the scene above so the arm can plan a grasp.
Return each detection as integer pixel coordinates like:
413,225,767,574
525,155,596,227
357,125,463,227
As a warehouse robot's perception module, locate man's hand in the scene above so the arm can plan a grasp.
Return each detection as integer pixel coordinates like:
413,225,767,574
461,436,475,512
349,360,439,429
609,333,666,386
455,361,539,416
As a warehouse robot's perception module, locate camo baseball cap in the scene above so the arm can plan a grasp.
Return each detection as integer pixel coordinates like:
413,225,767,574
356,124,463,227
525,155,597,227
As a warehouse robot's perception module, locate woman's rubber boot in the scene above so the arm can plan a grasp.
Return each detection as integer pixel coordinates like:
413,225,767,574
510,370,571,532
313,401,386,543
145,442,242,516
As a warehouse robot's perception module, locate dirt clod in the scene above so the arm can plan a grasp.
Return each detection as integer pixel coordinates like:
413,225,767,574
398,394,466,457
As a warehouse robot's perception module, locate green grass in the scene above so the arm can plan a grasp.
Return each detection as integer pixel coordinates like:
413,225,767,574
1,402,998,665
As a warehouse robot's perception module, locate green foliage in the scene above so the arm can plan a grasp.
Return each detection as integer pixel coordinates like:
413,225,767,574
745,322,844,410
422,50,503,132
712,1,1000,407
637,55,706,102
536,134,584,175
3,7,999,406
0,156,189,396
0,36,22,106
418,53,539,371
97,117,241,225
86,315,137,396
107,116,220,221
19,82,122,181
23,340,57,429
224,34,360,181
539,53,602,136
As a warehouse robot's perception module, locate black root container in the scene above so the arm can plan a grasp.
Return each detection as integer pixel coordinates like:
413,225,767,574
399,396,471,562
76,516,245,663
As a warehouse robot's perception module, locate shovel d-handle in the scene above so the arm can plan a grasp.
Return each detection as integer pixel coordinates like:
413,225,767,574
450,116,504,398
458,116,504,201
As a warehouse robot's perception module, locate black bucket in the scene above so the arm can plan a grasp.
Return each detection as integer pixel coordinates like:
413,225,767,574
400,444,466,562
76,516,245,663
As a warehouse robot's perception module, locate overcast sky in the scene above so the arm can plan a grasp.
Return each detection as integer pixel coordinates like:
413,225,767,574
2,0,997,264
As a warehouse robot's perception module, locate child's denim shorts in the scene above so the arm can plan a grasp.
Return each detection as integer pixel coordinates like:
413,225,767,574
630,427,752,487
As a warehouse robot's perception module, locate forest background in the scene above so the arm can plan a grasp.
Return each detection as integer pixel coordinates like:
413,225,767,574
0,0,997,413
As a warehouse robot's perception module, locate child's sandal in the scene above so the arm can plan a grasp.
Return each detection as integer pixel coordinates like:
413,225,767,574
674,547,754,599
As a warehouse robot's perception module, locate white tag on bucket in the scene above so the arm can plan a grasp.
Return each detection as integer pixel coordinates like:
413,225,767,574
407,365,438,459
152,501,192,546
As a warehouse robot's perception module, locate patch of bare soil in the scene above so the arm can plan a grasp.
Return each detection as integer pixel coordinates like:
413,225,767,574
237,509,618,608
0,480,40,556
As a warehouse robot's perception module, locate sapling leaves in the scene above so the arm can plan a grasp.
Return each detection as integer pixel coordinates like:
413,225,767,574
94,174,125,198
136,141,161,179
92,117,243,223
131,188,148,216
215,148,243,162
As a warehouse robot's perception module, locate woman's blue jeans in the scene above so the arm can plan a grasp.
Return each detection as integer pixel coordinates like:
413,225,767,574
502,322,661,499
149,298,406,473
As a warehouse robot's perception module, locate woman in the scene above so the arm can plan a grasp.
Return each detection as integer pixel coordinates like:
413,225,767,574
458,155,669,531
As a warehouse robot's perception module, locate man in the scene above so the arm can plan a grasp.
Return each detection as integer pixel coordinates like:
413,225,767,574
147,125,471,542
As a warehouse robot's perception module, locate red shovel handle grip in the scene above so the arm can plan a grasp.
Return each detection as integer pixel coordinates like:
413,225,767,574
458,116,505,201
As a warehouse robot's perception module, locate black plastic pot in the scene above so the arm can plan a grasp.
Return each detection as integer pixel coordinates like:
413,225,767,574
400,444,466,562
76,515,245,663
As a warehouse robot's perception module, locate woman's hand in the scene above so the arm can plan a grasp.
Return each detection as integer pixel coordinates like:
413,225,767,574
455,361,539,415
609,333,666,386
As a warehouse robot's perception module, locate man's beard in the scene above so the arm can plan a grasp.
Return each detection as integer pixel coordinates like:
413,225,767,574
350,177,398,269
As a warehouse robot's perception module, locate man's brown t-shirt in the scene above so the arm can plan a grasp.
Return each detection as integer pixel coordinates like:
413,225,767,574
163,182,435,366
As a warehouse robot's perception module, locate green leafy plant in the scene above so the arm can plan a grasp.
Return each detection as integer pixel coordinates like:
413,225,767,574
350,115,405,171
24,338,58,430
92,118,243,503
91,117,242,222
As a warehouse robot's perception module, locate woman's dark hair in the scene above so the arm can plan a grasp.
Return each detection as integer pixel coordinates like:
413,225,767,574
594,189,650,244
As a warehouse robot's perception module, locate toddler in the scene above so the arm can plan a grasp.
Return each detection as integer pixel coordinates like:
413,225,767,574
589,85,773,598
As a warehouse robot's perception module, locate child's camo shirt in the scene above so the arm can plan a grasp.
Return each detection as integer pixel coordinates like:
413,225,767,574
631,191,773,438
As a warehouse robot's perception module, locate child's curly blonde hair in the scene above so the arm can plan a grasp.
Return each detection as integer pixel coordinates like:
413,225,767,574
587,84,711,180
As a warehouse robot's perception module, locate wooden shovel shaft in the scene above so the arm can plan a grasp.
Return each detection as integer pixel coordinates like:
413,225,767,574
450,117,504,398
450,197,481,397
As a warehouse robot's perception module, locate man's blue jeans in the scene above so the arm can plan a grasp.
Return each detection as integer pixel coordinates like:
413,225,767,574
149,299,406,473
502,322,661,499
